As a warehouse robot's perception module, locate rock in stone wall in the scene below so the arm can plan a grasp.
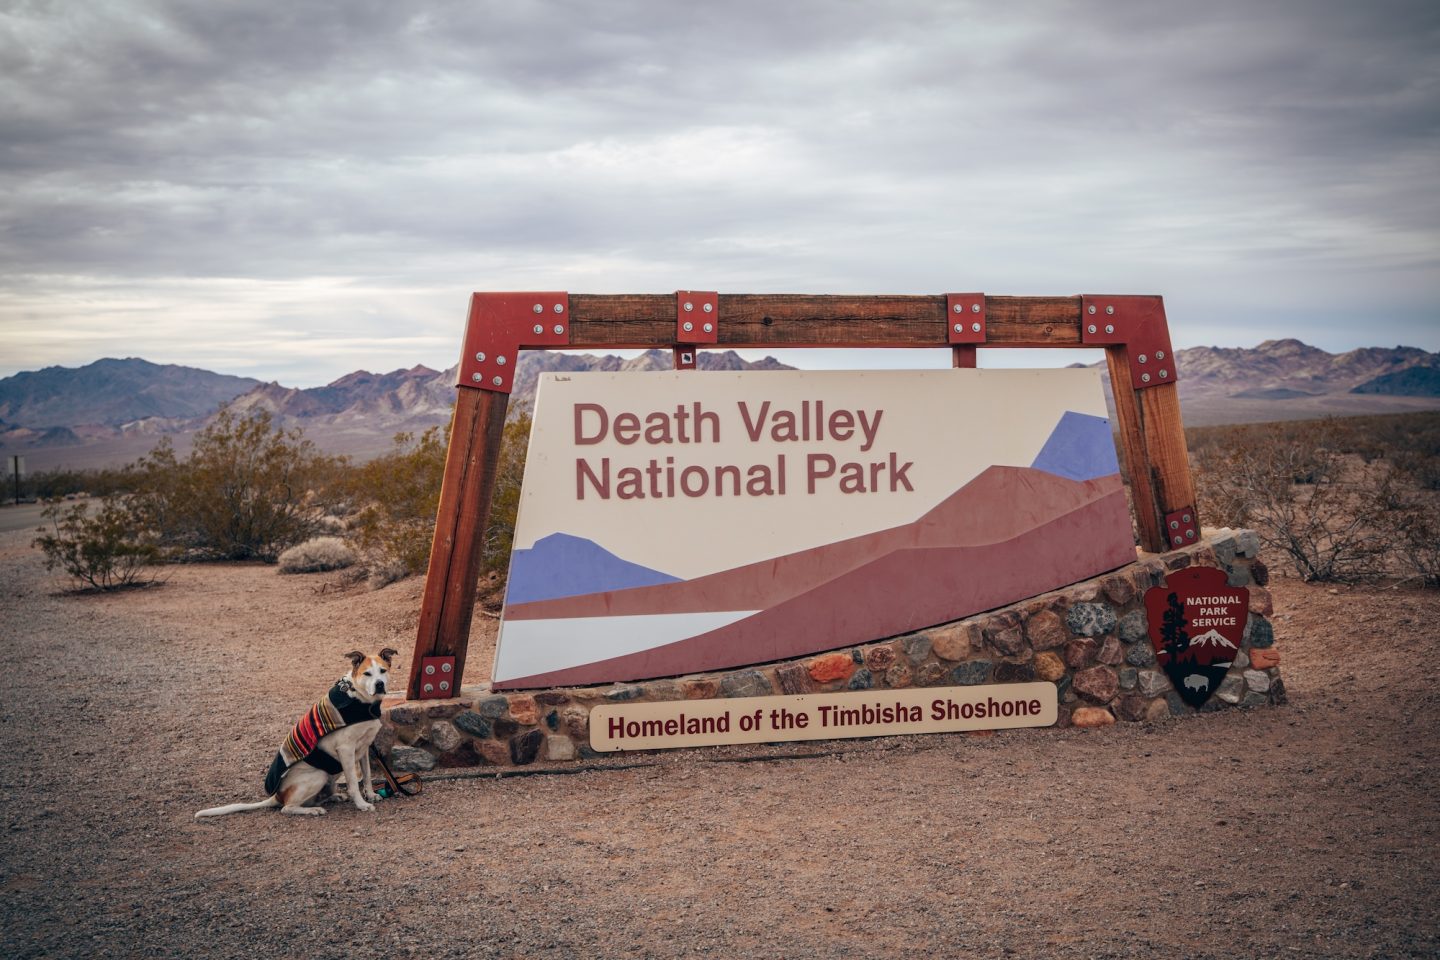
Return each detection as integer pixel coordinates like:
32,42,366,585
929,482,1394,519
381,530,1283,772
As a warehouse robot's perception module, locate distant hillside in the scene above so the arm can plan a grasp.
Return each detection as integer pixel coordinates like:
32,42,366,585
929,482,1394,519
507,348,793,416
1117,339,1440,425
1175,339,1436,398
0,358,259,428
1352,366,1440,396
225,364,453,427
4,340,1437,468
0,349,794,469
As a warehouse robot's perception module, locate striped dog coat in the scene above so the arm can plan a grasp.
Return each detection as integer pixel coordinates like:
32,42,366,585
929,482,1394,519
264,682,381,795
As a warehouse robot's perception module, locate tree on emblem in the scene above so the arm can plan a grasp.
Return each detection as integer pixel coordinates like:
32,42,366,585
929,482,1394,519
1160,591,1190,661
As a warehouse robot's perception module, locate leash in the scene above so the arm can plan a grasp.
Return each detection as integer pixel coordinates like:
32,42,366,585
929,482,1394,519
370,745,422,798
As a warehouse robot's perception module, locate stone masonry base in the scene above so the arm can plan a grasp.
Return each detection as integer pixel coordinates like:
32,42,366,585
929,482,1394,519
379,529,1281,773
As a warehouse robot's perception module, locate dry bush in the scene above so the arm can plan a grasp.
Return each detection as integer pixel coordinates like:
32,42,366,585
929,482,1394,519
1394,450,1440,491
1191,413,1440,584
1375,479,1440,587
343,426,448,580
32,496,165,591
366,557,411,591
132,409,340,562
277,536,356,574
484,414,532,573
1199,440,1386,581
339,414,532,586
24,466,138,501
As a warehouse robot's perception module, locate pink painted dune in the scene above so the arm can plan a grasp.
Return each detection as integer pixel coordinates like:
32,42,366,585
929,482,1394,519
495,466,1136,689
506,466,1124,621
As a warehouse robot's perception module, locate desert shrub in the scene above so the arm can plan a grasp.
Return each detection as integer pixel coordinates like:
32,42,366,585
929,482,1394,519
277,536,356,574
131,409,339,562
340,412,531,586
1394,450,1440,491
1392,509,1440,586
484,414,532,573
1195,425,1389,582
1375,482,1440,587
1188,412,1440,465
344,426,448,579
17,466,141,502
32,495,164,590
366,557,411,591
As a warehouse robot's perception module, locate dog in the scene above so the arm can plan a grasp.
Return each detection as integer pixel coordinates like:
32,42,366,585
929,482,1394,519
195,648,397,819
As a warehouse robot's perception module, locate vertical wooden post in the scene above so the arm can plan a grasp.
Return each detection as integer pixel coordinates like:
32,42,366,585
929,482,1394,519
1104,346,1195,553
407,386,509,698
1140,382,1198,540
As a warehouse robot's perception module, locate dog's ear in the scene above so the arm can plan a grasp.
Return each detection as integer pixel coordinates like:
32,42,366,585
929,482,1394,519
379,647,398,664
343,650,366,667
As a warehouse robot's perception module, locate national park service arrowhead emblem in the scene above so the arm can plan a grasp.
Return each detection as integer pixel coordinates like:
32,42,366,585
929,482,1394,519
1145,566,1248,708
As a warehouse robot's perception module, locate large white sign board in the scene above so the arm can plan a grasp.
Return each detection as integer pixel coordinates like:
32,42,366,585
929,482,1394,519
494,369,1135,689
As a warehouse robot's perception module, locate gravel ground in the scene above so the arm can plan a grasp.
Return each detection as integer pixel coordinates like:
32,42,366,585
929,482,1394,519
1,526,1436,960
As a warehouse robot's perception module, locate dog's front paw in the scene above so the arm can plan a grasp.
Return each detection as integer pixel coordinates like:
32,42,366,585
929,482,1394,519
354,799,376,813
362,787,378,803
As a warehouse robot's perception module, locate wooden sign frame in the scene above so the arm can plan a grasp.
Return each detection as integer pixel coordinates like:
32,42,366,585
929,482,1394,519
406,292,1196,698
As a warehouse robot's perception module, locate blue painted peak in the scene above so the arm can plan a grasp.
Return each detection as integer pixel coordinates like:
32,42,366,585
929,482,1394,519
1030,411,1120,482
506,533,681,606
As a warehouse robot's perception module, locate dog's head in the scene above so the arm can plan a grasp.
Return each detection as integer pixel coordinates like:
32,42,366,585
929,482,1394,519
343,648,398,700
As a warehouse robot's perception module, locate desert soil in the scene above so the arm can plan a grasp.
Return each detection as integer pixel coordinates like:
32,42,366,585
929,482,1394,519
0,526,1436,960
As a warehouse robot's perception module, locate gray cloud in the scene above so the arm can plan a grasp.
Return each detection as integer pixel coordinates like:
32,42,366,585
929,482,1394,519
1,0,1436,383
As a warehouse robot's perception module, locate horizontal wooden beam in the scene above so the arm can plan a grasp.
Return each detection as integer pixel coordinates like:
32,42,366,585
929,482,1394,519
566,295,1086,350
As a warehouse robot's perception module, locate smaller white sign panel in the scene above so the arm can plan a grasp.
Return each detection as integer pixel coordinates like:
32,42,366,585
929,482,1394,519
589,682,1058,752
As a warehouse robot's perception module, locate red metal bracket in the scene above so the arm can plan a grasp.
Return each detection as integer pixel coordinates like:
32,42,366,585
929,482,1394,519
676,291,718,344
1079,295,1176,390
946,293,986,344
673,346,697,370
416,655,457,699
1164,505,1199,549
458,292,571,393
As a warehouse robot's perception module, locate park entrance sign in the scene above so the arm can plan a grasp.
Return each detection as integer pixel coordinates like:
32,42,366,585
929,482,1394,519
493,369,1136,689
382,291,1286,768
405,292,1200,704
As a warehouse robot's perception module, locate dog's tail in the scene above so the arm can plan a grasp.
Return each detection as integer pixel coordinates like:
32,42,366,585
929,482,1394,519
194,796,280,819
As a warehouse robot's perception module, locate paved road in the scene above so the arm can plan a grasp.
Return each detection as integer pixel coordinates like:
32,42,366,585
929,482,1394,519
0,501,51,534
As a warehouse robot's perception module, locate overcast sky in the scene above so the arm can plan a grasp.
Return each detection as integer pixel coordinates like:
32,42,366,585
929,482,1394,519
2,0,1436,386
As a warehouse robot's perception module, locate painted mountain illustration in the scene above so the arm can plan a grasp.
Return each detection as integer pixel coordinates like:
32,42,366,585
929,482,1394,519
495,458,1136,688
1162,629,1238,671
1188,629,1238,654
1029,411,1118,481
505,533,680,605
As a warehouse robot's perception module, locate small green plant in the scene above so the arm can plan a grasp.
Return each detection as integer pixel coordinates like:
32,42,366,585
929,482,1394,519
32,495,164,591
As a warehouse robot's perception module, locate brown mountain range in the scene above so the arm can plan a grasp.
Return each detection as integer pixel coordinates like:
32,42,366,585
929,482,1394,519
2,340,1436,470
